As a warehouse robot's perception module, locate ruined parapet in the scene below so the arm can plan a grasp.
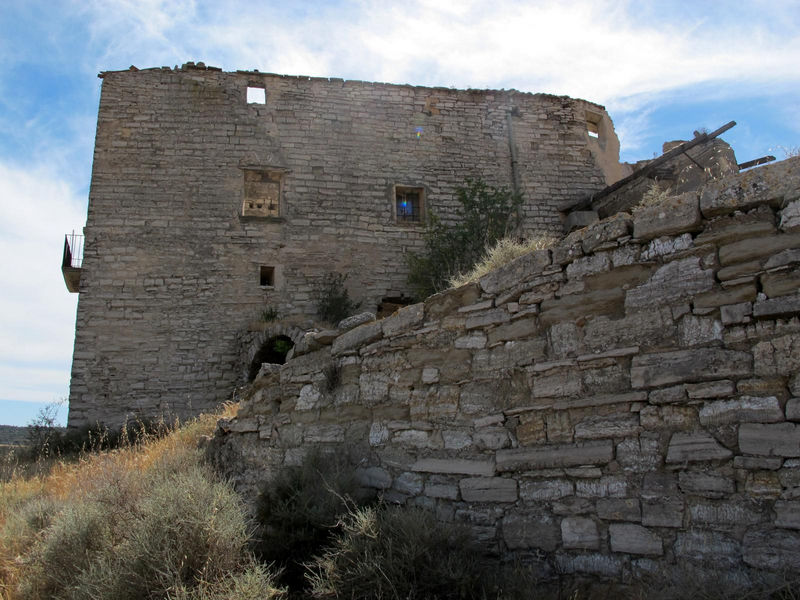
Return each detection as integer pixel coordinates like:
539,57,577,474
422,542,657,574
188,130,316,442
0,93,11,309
213,156,800,585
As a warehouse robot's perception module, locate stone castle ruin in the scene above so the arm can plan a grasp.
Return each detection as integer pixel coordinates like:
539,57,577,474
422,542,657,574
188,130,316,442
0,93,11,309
65,62,624,428
63,61,800,585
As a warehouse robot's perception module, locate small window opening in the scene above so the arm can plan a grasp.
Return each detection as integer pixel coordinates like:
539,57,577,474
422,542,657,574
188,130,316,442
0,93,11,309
586,110,602,140
247,86,266,104
377,296,414,319
248,335,294,380
260,266,275,287
395,186,424,224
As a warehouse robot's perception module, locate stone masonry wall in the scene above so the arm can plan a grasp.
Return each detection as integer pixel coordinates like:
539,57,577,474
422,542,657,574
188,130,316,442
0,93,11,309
69,63,613,427
213,157,800,582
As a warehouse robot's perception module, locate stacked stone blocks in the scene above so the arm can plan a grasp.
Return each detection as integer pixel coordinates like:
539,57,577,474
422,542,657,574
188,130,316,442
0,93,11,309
217,156,800,578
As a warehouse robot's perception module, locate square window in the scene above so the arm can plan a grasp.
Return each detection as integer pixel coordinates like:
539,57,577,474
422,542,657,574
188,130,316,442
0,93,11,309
247,86,266,104
260,266,275,287
242,170,282,217
395,186,424,224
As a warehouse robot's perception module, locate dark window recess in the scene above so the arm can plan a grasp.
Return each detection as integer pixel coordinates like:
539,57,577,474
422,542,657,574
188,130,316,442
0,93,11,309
248,335,294,381
586,110,602,140
260,266,275,286
395,187,424,223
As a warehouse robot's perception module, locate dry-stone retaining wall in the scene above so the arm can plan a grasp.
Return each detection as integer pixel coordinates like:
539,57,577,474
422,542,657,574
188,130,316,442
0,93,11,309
213,156,800,582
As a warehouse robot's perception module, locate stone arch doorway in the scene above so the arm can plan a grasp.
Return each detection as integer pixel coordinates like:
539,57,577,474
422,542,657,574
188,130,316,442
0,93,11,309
248,334,295,381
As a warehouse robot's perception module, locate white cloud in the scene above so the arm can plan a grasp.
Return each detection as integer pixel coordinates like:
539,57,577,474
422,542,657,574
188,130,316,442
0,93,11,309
0,161,84,406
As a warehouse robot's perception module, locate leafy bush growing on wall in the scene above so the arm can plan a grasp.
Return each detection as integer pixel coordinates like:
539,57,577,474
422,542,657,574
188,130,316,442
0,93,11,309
406,178,523,300
315,272,361,325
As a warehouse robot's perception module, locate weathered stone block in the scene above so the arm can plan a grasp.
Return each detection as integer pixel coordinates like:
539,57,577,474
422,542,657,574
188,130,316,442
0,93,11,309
575,476,628,498
686,380,735,399
666,431,732,463
486,316,539,345
561,517,600,550
564,210,599,233
753,334,800,377
775,500,800,529
631,349,752,389
689,499,765,529
761,271,800,298
425,283,480,320
356,466,392,489
465,308,510,330
460,477,517,503
531,371,582,398
733,456,782,470
719,233,800,267
677,315,723,347
331,320,383,355
393,472,424,495
554,553,623,577
678,471,735,498
412,458,494,476
565,253,610,280
640,233,693,260
781,199,800,232
574,413,641,440
787,398,800,421
424,482,458,499
609,523,662,555
520,479,574,502
581,213,632,254
381,303,424,337
752,294,800,319
649,385,687,404
699,396,783,426
720,302,753,325
700,158,800,218
642,498,684,528
694,284,757,308
496,440,613,472
616,436,661,472
597,498,641,522
479,250,551,295
539,288,624,325
739,423,800,457
625,257,714,309
743,526,800,570
674,530,741,567
503,512,560,551
633,192,701,240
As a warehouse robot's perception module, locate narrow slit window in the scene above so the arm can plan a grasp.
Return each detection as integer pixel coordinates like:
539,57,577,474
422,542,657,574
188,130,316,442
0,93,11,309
260,266,275,287
247,86,266,104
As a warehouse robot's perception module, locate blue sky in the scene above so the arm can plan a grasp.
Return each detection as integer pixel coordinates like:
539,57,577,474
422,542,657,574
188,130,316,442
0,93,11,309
0,0,798,426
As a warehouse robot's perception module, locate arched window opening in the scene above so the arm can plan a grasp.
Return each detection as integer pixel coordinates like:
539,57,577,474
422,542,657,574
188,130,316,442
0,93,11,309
248,335,294,381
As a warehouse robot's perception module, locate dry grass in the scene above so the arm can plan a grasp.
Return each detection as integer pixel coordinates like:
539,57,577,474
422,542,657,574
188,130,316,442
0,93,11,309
632,182,673,214
448,236,557,288
0,402,277,600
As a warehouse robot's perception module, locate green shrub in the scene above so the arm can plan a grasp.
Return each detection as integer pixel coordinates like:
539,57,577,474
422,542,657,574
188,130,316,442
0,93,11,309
255,449,367,590
307,505,530,600
407,178,523,300
315,272,362,325
261,306,280,323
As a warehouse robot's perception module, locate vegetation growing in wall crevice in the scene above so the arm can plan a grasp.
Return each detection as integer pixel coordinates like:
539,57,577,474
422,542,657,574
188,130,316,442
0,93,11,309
315,272,362,325
406,178,523,300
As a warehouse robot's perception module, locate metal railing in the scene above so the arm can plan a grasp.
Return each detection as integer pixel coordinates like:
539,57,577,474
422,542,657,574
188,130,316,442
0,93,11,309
62,233,84,269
